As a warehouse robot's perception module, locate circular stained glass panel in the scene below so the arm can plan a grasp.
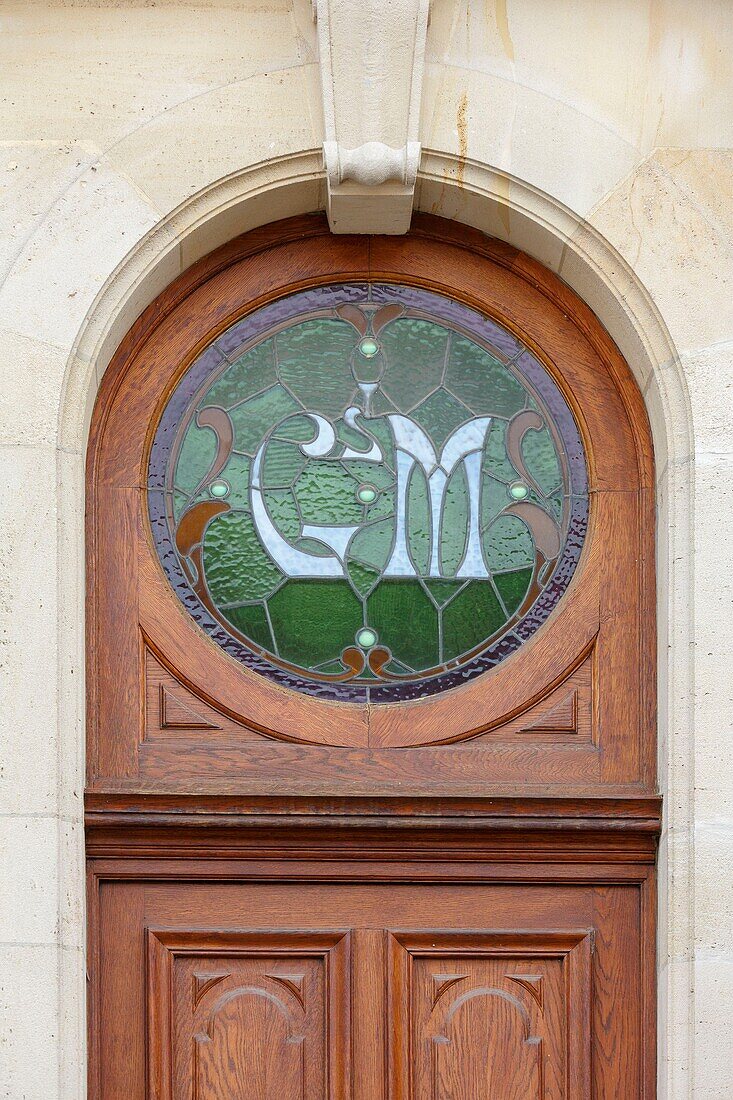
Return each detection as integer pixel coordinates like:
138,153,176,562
148,283,589,702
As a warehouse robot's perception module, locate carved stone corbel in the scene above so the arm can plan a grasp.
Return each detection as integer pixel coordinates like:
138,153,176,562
313,0,430,234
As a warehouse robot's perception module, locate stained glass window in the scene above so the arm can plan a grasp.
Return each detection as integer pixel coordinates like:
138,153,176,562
148,283,588,702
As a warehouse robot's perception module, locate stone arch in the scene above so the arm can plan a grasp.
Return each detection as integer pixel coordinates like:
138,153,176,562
56,157,692,1097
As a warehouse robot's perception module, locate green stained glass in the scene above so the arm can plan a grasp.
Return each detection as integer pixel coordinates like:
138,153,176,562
214,453,250,508
522,426,562,494
482,421,516,483
205,340,276,409
445,335,526,416
172,489,189,522
175,421,217,494
422,578,465,608
493,567,533,617
364,487,395,521
411,388,472,449
367,581,439,671
262,439,307,488
405,470,431,576
484,515,535,571
229,385,301,455
276,319,356,417
295,536,333,557
546,489,564,522
349,519,394,571
268,580,362,667
226,603,273,651
481,474,509,530
442,581,506,660
154,282,587,700
203,511,282,603
294,462,364,526
357,414,393,454
341,458,394,489
265,489,300,540
369,389,398,416
438,463,469,577
347,560,380,597
380,319,448,411
338,416,372,453
274,415,319,443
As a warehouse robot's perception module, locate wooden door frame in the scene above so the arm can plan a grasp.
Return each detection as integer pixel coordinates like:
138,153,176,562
85,213,659,1098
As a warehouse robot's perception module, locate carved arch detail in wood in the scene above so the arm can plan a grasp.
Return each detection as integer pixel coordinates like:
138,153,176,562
388,929,592,1100
147,929,351,1100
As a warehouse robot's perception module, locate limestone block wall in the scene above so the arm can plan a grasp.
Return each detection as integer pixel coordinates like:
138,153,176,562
0,2,731,1097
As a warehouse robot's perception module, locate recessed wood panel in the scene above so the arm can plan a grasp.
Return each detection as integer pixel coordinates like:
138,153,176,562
388,930,591,1100
147,929,350,1100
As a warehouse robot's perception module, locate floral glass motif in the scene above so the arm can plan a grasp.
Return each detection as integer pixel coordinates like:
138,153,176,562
148,283,589,702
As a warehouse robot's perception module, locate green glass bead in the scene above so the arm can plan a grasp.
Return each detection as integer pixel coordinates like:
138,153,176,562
209,480,230,498
356,627,378,649
509,482,529,500
358,338,379,358
356,484,378,504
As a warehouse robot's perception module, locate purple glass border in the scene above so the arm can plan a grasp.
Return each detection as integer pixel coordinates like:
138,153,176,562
148,282,589,704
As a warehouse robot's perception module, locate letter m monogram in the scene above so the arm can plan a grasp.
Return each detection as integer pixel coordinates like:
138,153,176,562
384,415,492,579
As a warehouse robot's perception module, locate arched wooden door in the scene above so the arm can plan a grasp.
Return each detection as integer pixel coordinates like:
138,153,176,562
86,215,659,1099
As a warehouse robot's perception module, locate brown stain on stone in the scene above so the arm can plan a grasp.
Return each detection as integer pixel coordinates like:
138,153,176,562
489,1,514,236
456,90,469,186
495,0,515,62
430,177,448,215
496,172,512,237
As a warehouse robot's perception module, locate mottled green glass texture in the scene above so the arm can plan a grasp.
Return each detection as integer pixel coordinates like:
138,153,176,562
170,304,572,685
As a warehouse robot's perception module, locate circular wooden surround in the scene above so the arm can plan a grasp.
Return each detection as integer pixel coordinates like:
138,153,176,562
87,214,654,791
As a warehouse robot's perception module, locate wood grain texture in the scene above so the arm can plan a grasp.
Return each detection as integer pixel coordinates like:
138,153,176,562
87,214,656,795
87,798,658,1095
388,929,591,1100
147,928,350,1100
142,638,596,747
85,793,661,867
88,857,655,1100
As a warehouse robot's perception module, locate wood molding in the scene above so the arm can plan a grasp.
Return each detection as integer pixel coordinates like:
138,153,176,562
85,790,662,823
85,793,661,865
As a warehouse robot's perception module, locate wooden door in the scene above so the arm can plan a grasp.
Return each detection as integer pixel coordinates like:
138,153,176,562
86,215,659,1098
88,817,656,1100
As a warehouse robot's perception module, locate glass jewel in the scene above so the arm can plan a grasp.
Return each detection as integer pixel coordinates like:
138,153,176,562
148,283,589,702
